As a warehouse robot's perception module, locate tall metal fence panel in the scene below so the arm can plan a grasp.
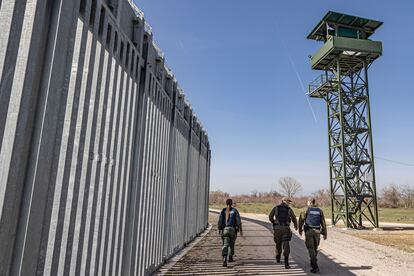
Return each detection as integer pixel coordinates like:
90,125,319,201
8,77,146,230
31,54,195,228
0,0,211,275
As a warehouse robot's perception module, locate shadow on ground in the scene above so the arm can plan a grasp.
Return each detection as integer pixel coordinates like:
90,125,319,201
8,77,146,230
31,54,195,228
157,213,374,275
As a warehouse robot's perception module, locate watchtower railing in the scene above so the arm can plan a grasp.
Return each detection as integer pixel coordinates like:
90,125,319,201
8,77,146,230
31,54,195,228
308,72,336,95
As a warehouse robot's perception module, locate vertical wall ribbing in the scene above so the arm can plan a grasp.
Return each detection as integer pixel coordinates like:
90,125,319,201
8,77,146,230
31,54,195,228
91,54,116,276
79,44,109,276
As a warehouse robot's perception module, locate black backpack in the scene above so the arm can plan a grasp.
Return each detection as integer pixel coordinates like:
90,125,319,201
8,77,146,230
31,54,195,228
276,205,290,226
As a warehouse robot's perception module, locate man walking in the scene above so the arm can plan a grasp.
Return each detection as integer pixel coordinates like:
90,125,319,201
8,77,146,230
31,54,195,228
268,197,298,269
218,198,243,267
299,197,327,273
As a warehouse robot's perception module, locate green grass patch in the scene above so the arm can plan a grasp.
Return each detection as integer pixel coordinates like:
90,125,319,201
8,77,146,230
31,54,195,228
377,208,414,224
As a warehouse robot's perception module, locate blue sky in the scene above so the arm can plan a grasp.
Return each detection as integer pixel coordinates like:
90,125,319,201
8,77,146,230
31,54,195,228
135,0,414,195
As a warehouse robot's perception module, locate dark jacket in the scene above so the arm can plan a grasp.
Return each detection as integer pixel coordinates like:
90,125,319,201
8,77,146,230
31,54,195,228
268,203,298,229
218,207,242,232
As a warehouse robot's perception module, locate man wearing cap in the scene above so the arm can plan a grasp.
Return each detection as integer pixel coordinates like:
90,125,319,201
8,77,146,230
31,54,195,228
299,197,327,273
268,197,298,269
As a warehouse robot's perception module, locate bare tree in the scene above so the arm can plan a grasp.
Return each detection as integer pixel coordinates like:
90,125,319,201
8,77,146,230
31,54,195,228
400,185,414,208
312,188,331,207
380,184,401,208
278,176,302,198
270,189,282,198
209,190,230,205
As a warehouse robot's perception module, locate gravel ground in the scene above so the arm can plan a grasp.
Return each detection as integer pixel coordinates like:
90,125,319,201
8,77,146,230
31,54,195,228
157,212,414,276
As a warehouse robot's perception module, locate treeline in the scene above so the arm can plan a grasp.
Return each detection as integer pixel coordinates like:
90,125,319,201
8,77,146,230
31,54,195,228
209,189,331,209
380,184,414,208
210,177,330,208
210,184,414,209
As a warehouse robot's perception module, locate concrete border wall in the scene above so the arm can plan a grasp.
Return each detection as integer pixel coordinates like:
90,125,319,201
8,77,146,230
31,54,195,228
0,0,211,275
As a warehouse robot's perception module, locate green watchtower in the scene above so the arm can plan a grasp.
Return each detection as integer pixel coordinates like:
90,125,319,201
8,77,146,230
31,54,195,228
308,11,383,229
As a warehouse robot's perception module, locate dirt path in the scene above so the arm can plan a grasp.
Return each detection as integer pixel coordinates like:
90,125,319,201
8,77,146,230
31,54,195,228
157,212,414,275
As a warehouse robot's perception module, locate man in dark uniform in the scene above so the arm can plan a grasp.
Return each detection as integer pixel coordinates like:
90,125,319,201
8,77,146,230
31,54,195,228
268,197,298,269
218,198,242,267
299,197,327,273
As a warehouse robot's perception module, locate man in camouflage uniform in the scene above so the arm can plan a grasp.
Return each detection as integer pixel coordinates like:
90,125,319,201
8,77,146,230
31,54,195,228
218,198,242,267
299,197,327,273
268,197,298,269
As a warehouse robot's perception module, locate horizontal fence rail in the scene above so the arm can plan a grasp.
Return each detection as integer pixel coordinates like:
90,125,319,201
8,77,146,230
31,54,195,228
0,0,211,275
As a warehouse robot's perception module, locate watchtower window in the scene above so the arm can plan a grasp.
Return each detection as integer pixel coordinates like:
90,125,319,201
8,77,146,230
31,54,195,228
326,24,360,40
338,27,358,39
327,23,335,37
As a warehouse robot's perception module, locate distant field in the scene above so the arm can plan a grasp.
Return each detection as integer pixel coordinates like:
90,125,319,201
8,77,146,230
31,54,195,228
209,203,414,224
350,230,414,253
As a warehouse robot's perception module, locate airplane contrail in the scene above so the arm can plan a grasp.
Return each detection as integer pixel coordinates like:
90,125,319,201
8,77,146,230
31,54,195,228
275,23,318,123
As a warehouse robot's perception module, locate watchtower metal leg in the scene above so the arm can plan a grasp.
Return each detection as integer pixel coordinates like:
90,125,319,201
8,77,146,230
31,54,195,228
326,58,379,229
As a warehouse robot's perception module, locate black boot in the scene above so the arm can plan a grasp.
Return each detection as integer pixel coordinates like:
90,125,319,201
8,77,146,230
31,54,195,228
223,256,227,267
310,261,316,273
310,261,320,273
229,256,234,263
284,256,291,269
313,262,320,273
276,254,281,263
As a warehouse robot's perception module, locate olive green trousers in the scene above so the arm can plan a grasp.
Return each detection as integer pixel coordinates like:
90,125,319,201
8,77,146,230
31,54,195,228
305,228,321,263
222,227,237,257
273,225,292,257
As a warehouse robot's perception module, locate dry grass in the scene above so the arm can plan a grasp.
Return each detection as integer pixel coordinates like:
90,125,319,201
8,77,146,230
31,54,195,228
350,230,414,253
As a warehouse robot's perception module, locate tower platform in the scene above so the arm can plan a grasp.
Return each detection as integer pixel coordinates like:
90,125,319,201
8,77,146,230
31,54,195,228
310,36,382,73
